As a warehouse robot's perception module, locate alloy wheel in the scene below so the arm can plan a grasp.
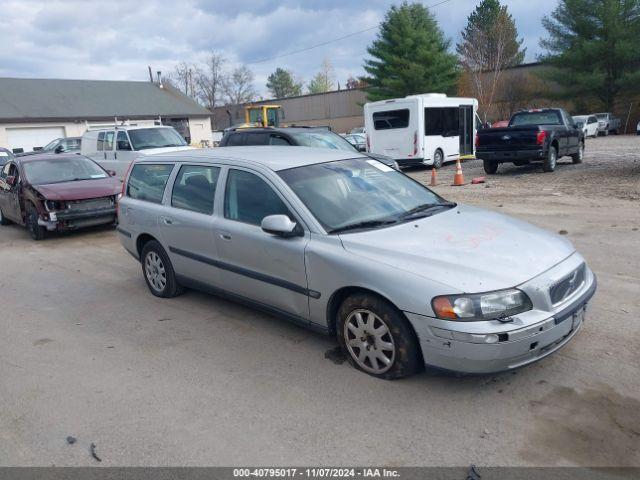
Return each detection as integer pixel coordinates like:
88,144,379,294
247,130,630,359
344,309,396,374
145,251,167,292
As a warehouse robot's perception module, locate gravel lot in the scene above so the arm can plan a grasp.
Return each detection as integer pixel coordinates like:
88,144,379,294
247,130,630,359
0,135,638,467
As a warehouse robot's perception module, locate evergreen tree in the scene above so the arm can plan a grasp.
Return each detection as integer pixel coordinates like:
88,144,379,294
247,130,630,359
540,0,640,111
266,68,303,99
363,2,458,101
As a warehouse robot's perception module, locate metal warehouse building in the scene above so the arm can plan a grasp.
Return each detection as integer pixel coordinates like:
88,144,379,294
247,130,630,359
0,77,213,153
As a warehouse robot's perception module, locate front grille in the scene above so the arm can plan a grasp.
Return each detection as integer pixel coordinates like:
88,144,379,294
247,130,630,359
66,197,113,211
550,264,586,305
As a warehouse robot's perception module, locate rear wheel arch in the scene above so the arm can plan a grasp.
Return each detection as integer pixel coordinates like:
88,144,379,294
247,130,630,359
136,233,159,258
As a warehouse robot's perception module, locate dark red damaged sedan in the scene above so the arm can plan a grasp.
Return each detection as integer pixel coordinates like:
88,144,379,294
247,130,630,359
0,153,120,240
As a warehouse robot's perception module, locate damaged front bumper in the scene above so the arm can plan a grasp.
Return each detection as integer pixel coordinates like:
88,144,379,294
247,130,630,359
38,206,117,231
407,253,597,374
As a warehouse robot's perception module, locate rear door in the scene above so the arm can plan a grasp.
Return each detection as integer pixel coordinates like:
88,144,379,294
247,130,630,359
368,105,415,160
0,162,21,222
214,167,310,319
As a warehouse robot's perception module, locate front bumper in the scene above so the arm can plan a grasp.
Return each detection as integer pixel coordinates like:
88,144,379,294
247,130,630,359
407,255,597,374
38,206,117,231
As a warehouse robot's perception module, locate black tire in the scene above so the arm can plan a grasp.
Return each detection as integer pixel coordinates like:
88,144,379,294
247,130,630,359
483,160,499,174
572,142,584,164
0,206,10,226
337,293,420,380
543,145,557,172
140,240,184,298
432,149,443,169
26,204,47,241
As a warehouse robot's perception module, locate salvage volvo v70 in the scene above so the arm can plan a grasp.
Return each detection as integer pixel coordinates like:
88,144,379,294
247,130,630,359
117,147,596,379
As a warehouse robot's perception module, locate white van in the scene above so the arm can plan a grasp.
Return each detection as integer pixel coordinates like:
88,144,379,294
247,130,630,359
364,94,478,168
81,126,195,179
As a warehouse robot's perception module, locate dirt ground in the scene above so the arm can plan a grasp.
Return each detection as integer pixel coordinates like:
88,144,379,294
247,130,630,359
0,135,638,467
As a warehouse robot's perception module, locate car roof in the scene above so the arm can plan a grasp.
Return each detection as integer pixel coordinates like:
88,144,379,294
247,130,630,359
14,152,86,163
226,126,331,134
144,146,365,171
90,125,174,132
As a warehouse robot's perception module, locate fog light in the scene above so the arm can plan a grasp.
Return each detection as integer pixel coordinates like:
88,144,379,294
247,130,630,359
484,334,499,344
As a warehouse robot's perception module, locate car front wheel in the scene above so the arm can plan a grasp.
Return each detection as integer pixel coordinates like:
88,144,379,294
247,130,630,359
0,207,10,226
337,293,420,380
26,204,47,240
543,146,557,172
141,240,184,298
572,142,584,164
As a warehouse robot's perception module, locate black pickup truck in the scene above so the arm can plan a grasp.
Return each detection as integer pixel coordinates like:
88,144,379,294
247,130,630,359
476,108,584,174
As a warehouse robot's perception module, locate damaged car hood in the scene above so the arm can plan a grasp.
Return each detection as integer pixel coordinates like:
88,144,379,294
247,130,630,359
339,204,575,292
33,178,120,201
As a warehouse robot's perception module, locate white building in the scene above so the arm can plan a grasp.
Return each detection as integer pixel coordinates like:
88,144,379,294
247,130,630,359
0,77,212,153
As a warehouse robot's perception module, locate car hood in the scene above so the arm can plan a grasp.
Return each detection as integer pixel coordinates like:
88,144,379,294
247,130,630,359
138,146,196,156
339,204,575,292
32,177,120,201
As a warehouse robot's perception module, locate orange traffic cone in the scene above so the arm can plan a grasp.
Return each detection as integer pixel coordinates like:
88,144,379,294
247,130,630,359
452,158,465,186
429,167,438,186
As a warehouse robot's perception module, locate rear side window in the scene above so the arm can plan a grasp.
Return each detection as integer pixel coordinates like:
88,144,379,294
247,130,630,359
372,109,410,130
224,169,290,226
244,133,268,145
104,131,115,151
425,107,459,137
97,132,105,151
269,135,291,145
225,133,245,146
127,164,174,203
171,165,220,215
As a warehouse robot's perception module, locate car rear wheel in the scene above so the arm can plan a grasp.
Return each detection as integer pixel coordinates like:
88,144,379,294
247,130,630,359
432,149,443,169
337,293,420,380
141,240,184,298
0,207,11,226
543,146,557,172
572,142,584,164
483,160,499,174
26,204,46,241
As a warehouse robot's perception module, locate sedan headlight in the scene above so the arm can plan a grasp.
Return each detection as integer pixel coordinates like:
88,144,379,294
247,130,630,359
431,289,532,321
44,200,62,211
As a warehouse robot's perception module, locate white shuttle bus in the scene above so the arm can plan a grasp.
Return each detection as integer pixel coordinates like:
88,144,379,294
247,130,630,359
364,94,478,169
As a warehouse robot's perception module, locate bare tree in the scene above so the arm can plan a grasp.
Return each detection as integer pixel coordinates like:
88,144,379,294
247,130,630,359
196,51,227,110
307,58,335,94
169,62,202,100
223,65,257,105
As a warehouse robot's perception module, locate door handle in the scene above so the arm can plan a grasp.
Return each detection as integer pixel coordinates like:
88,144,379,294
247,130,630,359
161,216,173,225
220,232,231,240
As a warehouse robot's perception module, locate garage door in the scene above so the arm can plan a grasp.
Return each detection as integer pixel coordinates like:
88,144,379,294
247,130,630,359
7,126,66,153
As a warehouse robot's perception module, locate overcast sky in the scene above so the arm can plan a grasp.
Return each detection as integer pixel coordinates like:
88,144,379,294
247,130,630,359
0,0,559,98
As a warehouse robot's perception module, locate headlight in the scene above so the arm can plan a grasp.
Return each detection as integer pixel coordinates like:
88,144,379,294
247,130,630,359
44,200,62,211
431,288,532,321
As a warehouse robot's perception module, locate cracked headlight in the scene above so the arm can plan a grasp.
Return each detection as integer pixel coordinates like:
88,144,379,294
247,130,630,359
431,289,532,321
44,200,62,211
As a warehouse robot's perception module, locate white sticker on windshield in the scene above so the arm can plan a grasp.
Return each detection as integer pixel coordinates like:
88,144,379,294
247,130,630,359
0,152,8,157
366,160,393,172
90,174,105,178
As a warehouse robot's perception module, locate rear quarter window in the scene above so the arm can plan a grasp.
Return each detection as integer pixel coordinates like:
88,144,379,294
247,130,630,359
372,109,410,130
127,164,174,204
225,133,245,146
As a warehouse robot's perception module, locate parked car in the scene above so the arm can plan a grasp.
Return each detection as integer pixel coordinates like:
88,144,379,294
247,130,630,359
476,108,584,174
594,113,621,136
81,126,194,179
16,137,82,157
350,127,366,135
572,115,599,138
117,146,596,379
491,120,510,128
0,147,14,166
0,153,120,240
219,126,399,169
343,133,367,152
364,94,478,169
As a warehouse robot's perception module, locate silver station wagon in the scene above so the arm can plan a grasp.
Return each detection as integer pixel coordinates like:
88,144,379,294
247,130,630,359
117,147,597,379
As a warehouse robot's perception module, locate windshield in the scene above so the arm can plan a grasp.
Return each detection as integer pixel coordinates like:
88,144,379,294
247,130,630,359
128,128,187,150
278,158,450,233
510,111,561,126
42,139,60,151
595,114,607,119
290,131,357,152
23,157,108,185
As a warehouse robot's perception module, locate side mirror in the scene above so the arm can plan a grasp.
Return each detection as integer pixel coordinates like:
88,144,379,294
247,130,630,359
6,175,16,186
54,145,65,154
356,144,367,152
261,214,300,237
107,170,117,177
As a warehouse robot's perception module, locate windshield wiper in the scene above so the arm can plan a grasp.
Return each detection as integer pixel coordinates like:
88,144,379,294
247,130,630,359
328,218,398,234
399,202,457,220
